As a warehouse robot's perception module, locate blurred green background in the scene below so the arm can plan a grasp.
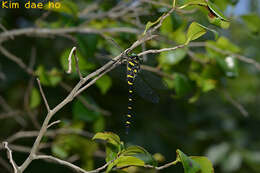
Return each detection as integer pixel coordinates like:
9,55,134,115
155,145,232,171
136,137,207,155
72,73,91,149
1,0,260,172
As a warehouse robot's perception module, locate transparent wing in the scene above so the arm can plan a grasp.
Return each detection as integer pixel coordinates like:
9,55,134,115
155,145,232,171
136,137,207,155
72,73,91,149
139,70,168,90
134,75,159,103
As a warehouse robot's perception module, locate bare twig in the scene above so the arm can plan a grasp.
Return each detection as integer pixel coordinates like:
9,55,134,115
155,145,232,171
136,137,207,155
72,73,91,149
36,78,51,112
138,44,186,56
34,155,112,173
6,128,93,143
47,120,61,129
0,27,140,43
2,142,19,173
144,160,179,170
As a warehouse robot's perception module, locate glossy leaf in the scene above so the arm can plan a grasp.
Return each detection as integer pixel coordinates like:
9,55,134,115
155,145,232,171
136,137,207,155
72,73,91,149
93,132,121,146
29,87,41,109
185,22,206,45
106,156,145,173
177,149,201,173
121,145,157,166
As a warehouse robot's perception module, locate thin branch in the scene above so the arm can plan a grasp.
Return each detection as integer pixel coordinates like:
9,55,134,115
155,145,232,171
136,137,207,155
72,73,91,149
36,78,51,112
47,120,61,129
34,155,111,173
2,142,19,173
0,27,140,43
138,44,186,56
144,160,179,170
6,128,93,143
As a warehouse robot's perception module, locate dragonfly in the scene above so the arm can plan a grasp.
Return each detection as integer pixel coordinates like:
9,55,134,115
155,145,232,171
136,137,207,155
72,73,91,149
97,46,167,134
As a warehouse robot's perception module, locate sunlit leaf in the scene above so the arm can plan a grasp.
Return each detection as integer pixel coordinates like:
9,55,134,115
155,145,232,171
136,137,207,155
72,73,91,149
176,149,201,173
93,132,121,146
185,22,206,45
190,156,214,173
106,156,145,173
121,146,157,166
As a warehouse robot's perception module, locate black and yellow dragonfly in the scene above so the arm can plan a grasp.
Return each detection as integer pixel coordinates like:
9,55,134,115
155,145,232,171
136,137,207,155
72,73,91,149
98,52,167,134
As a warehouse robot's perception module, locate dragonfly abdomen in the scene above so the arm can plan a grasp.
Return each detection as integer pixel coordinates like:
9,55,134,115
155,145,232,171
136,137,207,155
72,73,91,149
125,55,140,134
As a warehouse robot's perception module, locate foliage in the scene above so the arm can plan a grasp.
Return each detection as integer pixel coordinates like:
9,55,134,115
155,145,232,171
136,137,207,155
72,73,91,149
1,0,260,173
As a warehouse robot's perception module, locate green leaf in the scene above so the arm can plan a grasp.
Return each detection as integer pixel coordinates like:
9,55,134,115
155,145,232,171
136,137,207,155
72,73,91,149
106,156,145,173
176,149,201,173
93,132,121,146
207,1,228,21
72,99,101,122
29,87,41,109
206,1,230,29
95,75,112,94
116,156,145,167
159,48,187,68
179,0,207,9
48,68,62,86
190,156,214,173
143,14,163,35
201,79,216,92
174,73,192,97
35,66,62,86
121,146,157,166
185,22,206,45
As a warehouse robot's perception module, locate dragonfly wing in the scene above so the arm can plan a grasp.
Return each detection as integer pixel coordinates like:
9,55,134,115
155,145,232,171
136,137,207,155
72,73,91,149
135,76,160,103
139,70,168,90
